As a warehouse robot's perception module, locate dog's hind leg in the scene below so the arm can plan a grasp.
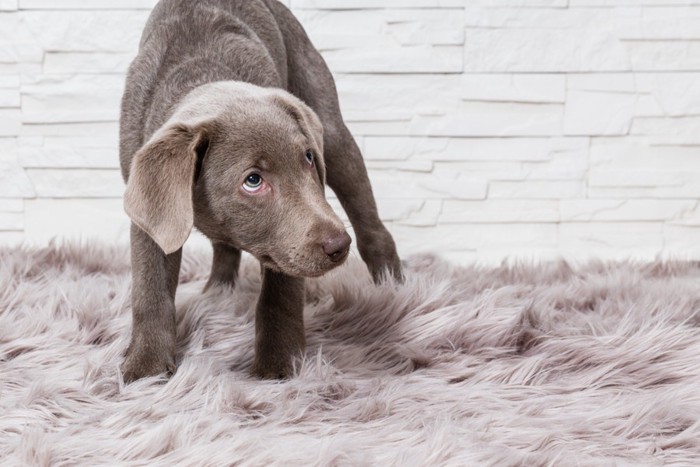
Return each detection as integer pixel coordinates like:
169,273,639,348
322,124,403,283
204,242,241,291
269,1,402,282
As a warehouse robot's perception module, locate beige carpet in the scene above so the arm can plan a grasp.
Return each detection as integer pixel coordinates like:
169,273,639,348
2,242,700,465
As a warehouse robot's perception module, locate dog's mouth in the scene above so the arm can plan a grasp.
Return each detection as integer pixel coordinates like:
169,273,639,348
257,251,346,278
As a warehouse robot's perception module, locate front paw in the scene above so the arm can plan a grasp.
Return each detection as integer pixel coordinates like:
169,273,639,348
121,337,176,383
251,354,295,380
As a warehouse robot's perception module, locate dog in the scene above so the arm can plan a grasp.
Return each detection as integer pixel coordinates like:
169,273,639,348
119,0,402,382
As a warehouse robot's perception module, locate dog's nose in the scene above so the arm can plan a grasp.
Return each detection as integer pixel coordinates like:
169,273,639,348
322,231,351,262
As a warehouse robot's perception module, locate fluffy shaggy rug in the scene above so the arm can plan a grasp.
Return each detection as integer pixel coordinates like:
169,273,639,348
2,243,700,465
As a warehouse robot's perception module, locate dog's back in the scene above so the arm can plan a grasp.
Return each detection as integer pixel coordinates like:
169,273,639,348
119,0,290,180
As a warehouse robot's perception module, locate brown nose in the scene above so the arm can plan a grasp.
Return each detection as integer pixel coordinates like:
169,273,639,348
322,231,351,262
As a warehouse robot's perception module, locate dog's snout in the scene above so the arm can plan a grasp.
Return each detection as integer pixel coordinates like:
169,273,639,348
322,231,351,262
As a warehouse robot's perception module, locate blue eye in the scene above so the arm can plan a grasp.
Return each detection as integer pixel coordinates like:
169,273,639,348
243,173,263,192
305,149,314,165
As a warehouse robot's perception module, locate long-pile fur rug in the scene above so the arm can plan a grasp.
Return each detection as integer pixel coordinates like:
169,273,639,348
2,242,700,465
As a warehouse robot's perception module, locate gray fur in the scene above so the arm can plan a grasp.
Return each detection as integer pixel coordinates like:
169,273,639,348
119,0,402,382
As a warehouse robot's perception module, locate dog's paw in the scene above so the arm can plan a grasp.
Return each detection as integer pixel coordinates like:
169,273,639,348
357,228,404,284
251,357,294,380
365,246,404,285
121,345,176,384
372,254,404,284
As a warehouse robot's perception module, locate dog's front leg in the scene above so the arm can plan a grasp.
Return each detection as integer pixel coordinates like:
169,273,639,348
252,268,305,379
121,223,181,383
203,242,241,292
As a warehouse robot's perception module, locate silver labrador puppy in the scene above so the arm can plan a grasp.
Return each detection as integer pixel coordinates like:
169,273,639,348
119,0,402,382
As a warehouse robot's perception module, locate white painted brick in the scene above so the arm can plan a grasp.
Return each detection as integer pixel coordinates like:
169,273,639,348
440,200,559,223
478,0,567,6
20,0,157,8
0,15,44,62
587,179,700,199
14,63,41,75
590,138,700,171
369,172,487,200
630,117,700,145
628,41,700,71
0,211,22,230
20,122,118,137
465,7,608,30
571,0,700,6
0,154,35,197
374,198,426,222
384,9,464,46
489,180,585,199
43,52,134,74
0,89,20,107
295,9,464,49
617,8,700,41
634,73,700,117
0,231,24,245
18,145,118,169
565,90,637,136
589,171,683,188
19,10,149,53
410,102,564,137
1,0,699,262
467,6,700,41
292,0,466,8
396,200,442,227
461,74,566,104
335,74,461,123
0,198,22,212
667,201,700,227
21,75,123,123
588,139,700,197
45,134,119,150
0,75,19,87
463,29,630,73
323,45,462,73
17,135,119,168
25,168,123,197
345,120,411,137
560,200,698,222
559,222,664,256
0,0,17,11
388,223,558,253
523,148,589,181
0,109,21,136
23,198,130,245
364,136,586,162
433,161,527,181
366,160,433,172
664,225,700,258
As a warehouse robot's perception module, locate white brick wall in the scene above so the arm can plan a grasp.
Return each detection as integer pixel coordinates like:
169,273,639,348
2,0,700,264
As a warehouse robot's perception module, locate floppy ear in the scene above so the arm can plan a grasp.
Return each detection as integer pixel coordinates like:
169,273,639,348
270,92,326,185
124,122,210,254
299,105,326,185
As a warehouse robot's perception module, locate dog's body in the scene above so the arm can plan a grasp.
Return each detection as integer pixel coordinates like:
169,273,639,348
119,0,401,381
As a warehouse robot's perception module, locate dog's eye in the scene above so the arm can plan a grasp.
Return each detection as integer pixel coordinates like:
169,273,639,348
243,173,263,192
305,149,314,166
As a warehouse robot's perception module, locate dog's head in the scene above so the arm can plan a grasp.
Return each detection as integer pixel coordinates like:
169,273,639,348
124,81,350,277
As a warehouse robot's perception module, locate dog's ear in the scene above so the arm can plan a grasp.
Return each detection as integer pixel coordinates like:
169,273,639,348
270,92,326,185
124,121,211,254
299,105,326,186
